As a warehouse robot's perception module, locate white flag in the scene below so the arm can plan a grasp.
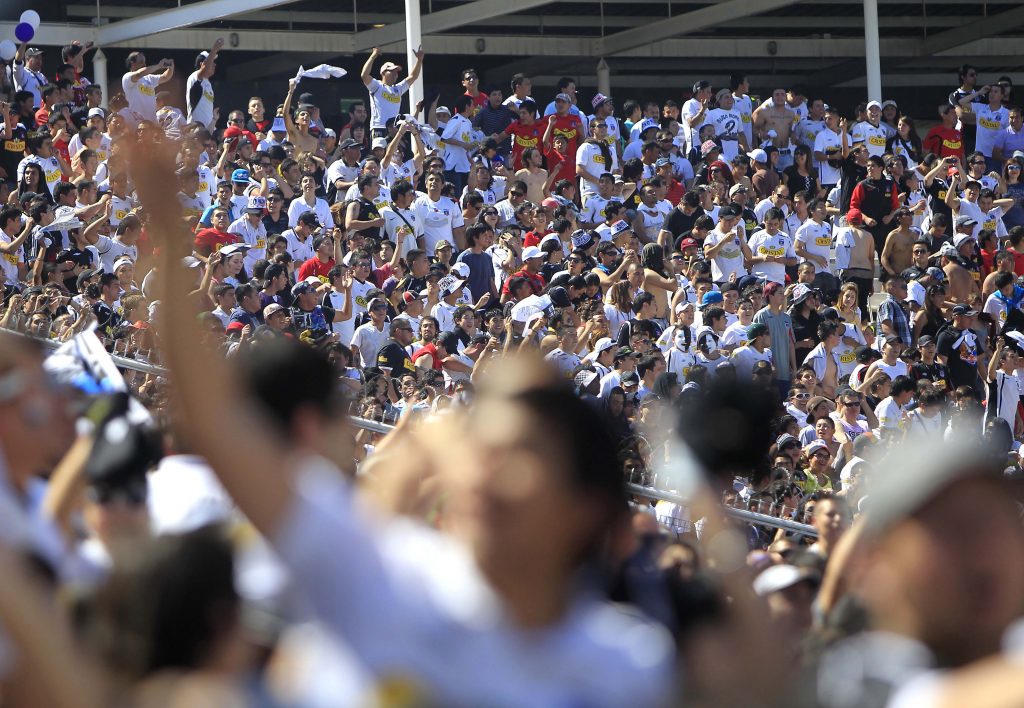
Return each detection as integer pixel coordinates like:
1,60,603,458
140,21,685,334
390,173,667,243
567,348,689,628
294,64,348,83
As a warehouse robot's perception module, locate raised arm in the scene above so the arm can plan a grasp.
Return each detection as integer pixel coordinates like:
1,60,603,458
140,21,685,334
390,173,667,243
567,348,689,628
361,47,381,87
197,38,224,80
283,79,299,138
382,123,410,169
136,143,292,536
407,46,425,85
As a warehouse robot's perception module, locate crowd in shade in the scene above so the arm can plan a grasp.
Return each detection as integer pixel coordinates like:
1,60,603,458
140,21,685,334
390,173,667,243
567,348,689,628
2,27,1024,708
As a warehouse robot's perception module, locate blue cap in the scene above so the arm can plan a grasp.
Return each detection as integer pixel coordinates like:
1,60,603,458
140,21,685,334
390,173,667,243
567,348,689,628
701,290,724,306
231,169,251,184
271,116,287,133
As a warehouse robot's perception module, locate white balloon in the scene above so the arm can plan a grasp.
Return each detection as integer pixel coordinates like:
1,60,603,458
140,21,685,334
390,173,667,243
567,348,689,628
19,10,41,30
0,40,16,62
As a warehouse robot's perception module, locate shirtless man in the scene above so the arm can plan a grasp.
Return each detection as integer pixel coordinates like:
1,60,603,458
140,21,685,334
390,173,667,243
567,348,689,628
835,209,876,314
752,89,797,157
941,242,980,304
880,208,917,281
982,249,1016,300
631,184,670,245
283,78,320,155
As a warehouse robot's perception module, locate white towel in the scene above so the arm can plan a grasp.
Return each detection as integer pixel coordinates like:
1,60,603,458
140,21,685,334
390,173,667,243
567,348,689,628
294,64,348,83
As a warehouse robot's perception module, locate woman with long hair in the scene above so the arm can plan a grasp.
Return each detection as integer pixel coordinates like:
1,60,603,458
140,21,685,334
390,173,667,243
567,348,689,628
604,279,633,339
887,115,923,171
913,284,949,341
1001,156,1024,230
18,162,51,204
836,282,863,329
783,145,819,199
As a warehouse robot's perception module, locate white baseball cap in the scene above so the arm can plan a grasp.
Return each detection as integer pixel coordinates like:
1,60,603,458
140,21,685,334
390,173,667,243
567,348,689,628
521,245,544,260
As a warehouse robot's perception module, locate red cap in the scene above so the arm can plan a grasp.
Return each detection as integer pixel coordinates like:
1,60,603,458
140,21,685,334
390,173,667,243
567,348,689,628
846,208,864,225
678,238,699,249
131,320,150,330
764,281,783,298
225,321,245,332
708,159,730,173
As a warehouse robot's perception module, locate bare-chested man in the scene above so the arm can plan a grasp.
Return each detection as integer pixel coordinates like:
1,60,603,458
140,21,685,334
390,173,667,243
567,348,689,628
836,209,875,314
880,208,917,281
941,242,980,304
753,89,796,150
283,78,320,155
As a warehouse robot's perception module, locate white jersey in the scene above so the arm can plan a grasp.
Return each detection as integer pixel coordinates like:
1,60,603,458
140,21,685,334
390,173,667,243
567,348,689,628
794,220,833,274
636,200,672,238
414,194,464,251
586,114,622,149
974,104,1009,157
380,205,421,259
283,229,316,263
580,195,620,226
575,142,619,200
795,118,827,151
850,121,888,157
381,159,418,189
228,216,268,271
814,128,842,186
957,200,1006,240
366,78,410,130
288,196,333,229
13,63,47,106
706,108,744,161
109,194,135,229
94,236,138,273
680,98,709,152
732,93,754,147
748,229,796,284
17,155,63,197
325,159,361,197
720,320,751,349
704,227,748,282
0,232,24,284
121,72,161,125
442,114,474,173
185,72,215,129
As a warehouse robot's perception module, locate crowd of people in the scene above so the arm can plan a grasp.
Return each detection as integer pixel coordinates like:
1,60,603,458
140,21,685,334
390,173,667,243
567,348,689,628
0,28,1024,708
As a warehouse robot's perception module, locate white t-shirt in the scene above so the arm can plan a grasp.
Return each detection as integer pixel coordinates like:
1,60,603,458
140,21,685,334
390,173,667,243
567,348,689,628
68,132,111,164
721,320,751,349
835,323,866,379
186,71,215,129
325,160,362,196
381,159,418,189
636,200,672,238
109,194,135,228
957,200,1007,240
706,108,744,161
580,195,620,226
813,128,842,185
366,78,410,130
850,121,888,156
414,194,464,251
991,370,1022,429
575,142,619,200
875,359,909,381
731,344,773,379
874,396,905,432
18,154,63,196
680,98,708,152
732,93,754,146
974,104,1009,157
983,291,1015,328
283,229,316,263
748,229,796,284
705,227,748,282
753,198,790,225
795,220,833,273
228,215,268,271
442,114,474,173
94,236,138,273
121,72,161,125
351,322,390,367
0,233,24,285
288,195,333,229
380,205,421,259
795,118,827,153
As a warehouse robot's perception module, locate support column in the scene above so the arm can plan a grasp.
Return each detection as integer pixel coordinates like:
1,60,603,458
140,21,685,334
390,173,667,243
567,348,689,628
92,48,108,109
863,0,881,101
405,0,423,113
596,58,611,97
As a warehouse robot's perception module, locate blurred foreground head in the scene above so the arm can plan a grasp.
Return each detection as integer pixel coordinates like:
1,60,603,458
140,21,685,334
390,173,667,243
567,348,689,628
855,436,1024,668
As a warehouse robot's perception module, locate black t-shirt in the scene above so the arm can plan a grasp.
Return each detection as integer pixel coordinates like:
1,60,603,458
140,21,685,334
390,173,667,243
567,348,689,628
782,166,819,198
663,206,705,243
740,206,759,237
376,339,416,374
936,326,982,391
262,212,290,236
912,360,950,390
289,303,335,335
948,88,983,151
791,309,823,361
925,177,953,232
0,124,27,184
93,301,122,339
839,156,867,213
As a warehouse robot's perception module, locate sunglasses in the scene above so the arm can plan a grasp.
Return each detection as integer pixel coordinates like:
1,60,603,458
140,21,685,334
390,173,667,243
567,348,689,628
970,161,986,166
356,261,372,267
842,400,860,407
1010,165,1022,170
812,452,831,460
509,191,524,197
793,393,810,400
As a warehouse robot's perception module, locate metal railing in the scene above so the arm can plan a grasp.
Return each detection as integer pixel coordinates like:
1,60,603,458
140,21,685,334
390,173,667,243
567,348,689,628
4,325,817,538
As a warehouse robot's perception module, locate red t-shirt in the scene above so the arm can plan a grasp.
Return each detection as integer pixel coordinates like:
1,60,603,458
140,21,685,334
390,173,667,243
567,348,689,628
523,229,548,248
465,91,488,109
194,228,239,256
664,178,685,206
506,121,544,171
547,114,584,156
923,126,964,161
53,137,71,171
543,147,576,185
297,257,336,283
501,267,545,296
411,343,443,370
1009,248,1024,277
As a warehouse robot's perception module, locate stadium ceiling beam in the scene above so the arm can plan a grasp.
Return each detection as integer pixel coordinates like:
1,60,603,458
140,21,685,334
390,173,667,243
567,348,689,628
94,0,303,46
918,5,1024,55
595,0,805,57
350,0,559,53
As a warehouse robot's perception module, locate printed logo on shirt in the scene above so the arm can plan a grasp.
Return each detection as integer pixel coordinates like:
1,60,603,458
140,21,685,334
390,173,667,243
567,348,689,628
757,245,787,257
554,126,578,141
983,218,997,231
979,117,1003,130
139,84,155,97
815,236,831,246
256,238,267,249
4,253,18,265
3,139,25,153
115,208,128,221
942,139,962,150
868,135,886,147
384,92,401,104
839,351,856,364
45,167,62,185
514,135,538,148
